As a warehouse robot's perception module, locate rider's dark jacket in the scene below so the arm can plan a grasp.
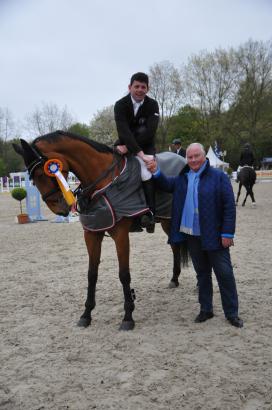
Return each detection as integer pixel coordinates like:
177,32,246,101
239,149,255,166
153,159,236,249
114,94,159,155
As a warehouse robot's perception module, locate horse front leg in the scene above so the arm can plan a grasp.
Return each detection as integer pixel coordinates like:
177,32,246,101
78,231,104,328
110,220,135,331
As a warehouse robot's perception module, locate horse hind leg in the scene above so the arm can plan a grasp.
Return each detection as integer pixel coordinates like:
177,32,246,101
236,183,242,205
242,191,249,206
78,231,104,328
169,243,181,288
249,186,256,205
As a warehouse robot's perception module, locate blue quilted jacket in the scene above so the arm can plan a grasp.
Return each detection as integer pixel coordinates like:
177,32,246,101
154,160,236,250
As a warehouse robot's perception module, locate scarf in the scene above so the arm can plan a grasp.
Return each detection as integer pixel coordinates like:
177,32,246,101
180,161,207,235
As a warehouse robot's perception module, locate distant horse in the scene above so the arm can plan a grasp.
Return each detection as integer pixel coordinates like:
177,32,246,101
13,131,188,330
236,166,256,206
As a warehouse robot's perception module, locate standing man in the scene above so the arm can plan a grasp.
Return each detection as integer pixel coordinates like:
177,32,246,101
114,72,160,232
172,138,186,157
148,143,243,328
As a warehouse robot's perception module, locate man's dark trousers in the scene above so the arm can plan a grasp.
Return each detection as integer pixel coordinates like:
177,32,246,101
186,235,239,318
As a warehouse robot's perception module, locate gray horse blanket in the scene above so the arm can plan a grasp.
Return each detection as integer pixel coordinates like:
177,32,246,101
79,152,186,231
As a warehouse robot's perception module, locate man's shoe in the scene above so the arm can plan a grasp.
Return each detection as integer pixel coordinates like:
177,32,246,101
194,311,214,323
227,316,243,328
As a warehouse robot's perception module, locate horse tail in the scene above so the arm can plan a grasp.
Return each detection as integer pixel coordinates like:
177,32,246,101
180,240,190,267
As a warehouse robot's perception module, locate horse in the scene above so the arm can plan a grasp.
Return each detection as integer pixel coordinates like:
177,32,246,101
13,131,188,331
236,166,256,206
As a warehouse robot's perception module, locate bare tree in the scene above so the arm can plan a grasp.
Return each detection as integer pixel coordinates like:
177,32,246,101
89,105,117,145
148,61,183,149
25,102,75,137
0,107,15,143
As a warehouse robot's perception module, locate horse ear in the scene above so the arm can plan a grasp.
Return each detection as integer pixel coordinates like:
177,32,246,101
21,139,42,167
12,142,24,157
13,139,41,168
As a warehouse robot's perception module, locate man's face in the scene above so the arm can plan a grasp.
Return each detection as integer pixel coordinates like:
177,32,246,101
187,146,206,172
129,80,148,102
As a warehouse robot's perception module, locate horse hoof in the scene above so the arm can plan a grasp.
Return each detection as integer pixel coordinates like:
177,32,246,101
168,280,179,288
119,320,135,331
77,317,91,327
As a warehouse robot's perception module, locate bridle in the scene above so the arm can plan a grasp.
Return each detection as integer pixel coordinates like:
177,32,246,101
27,145,123,203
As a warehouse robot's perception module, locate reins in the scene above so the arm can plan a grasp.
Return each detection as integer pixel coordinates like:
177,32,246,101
74,153,123,200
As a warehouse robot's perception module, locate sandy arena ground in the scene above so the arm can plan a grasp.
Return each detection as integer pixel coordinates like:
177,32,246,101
0,181,272,410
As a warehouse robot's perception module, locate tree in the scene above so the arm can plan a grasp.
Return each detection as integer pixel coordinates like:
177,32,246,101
0,107,16,167
25,102,75,137
148,61,183,150
232,40,272,140
89,105,117,145
68,122,90,137
0,158,5,176
167,105,203,147
184,48,238,147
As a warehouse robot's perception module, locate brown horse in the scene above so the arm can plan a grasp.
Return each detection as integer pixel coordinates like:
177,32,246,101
13,131,188,330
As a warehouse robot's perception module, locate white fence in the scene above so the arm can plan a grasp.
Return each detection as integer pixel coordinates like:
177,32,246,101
0,172,79,193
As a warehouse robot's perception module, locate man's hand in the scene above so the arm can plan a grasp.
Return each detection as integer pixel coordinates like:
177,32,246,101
116,145,128,155
147,159,158,173
221,237,234,248
137,151,154,165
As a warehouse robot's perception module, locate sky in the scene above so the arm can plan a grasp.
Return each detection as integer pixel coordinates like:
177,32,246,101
0,0,271,134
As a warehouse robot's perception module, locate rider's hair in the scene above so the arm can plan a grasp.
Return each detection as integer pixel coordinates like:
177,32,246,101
130,72,149,86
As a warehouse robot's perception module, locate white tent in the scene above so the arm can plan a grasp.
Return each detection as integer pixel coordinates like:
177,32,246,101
206,146,229,170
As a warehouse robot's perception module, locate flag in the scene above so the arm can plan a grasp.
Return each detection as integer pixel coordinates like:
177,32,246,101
214,141,222,158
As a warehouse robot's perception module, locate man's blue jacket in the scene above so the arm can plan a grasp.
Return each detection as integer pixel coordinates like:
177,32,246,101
154,159,236,250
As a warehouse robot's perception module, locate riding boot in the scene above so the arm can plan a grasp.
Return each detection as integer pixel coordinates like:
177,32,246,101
140,179,156,233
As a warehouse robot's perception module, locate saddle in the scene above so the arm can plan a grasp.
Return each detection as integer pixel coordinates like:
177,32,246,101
78,152,186,232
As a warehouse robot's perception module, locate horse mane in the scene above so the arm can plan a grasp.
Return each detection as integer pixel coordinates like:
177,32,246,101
32,130,113,153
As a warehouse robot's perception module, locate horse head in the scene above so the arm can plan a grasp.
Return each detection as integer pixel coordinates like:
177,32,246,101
13,139,71,216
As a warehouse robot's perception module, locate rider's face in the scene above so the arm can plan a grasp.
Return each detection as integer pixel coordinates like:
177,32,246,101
187,146,206,172
129,80,148,102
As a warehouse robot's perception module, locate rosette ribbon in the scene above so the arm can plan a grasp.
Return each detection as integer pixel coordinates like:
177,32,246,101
44,159,76,206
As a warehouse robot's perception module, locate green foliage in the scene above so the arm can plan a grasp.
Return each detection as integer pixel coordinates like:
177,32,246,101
68,122,90,137
0,158,5,176
11,187,27,214
166,105,204,147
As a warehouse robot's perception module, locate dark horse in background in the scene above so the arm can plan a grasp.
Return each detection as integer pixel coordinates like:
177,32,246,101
13,131,188,331
236,166,257,206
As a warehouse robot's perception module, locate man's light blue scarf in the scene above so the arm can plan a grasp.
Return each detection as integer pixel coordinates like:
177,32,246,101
180,161,207,235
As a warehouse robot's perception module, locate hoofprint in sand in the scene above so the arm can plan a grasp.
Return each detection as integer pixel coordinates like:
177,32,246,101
0,181,271,410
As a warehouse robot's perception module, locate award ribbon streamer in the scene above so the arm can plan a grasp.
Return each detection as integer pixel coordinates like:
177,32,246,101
44,160,76,206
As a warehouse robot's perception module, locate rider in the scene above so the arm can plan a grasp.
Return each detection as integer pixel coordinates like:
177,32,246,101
237,143,255,181
114,72,160,233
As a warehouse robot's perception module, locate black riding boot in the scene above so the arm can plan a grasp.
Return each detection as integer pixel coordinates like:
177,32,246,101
140,179,155,233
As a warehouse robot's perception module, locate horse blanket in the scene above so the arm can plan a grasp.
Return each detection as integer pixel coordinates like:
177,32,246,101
79,152,186,231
